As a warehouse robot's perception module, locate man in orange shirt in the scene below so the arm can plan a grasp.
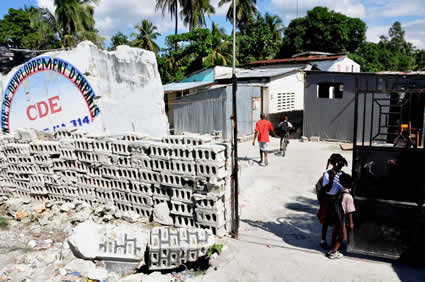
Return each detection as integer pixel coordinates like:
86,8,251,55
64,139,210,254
252,113,277,166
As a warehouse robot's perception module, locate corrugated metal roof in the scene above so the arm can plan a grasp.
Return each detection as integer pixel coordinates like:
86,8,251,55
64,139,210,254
163,81,214,93
215,66,305,80
246,55,346,66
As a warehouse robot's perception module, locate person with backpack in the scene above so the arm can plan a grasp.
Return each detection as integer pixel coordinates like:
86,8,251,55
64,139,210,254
277,115,293,153
316,153,348,252
326,172,355,259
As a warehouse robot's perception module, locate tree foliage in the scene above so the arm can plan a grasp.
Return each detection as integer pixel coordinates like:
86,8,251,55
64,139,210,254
180,0,215,31
351,21,420,72
158,24,233,84
219,0,258,27
279,6,366,57
237,13,282,64
0,8,60,49
131,19,160,53
110,32,130,50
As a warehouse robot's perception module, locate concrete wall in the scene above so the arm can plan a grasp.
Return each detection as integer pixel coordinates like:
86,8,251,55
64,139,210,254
0,41,169,137
268,71,305,114
0,130,230,236
315,57,360,73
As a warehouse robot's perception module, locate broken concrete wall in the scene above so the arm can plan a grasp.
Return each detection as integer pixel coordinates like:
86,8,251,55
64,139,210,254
0,130,231,236
0,41,168,137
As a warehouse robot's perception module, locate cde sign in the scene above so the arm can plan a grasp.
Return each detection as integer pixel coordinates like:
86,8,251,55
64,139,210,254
26,96,62,121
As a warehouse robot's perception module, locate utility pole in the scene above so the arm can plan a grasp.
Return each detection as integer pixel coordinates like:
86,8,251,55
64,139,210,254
231,0,239,239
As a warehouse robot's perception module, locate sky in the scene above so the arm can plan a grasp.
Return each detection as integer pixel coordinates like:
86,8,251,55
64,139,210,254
1,0,424,50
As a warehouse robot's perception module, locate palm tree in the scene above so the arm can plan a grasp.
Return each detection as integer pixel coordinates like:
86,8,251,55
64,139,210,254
131,19,160,53
218,0,257,27
203,22,233,66
54,0,99,40
265,13,284,41
27,6,60,49
156,0,179,50
180,0,215,31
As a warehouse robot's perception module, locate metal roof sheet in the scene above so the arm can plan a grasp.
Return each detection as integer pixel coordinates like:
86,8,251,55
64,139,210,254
163,81,214,92
215,66,305,80
246,55,346,66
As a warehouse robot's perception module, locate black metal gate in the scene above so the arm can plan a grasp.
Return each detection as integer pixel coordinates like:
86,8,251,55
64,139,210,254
349,74,425,259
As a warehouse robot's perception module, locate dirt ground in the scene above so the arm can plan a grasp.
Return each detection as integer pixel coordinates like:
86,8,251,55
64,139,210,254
197,138,425,282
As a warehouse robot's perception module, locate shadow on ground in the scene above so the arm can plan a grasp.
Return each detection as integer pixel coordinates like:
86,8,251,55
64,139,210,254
242,195,425,282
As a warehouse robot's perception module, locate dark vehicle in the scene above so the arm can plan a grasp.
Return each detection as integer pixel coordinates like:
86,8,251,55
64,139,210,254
349,74,425,260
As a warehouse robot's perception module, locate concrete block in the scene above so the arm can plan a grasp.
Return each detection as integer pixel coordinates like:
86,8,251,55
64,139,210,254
87,166,102,177
111,156,132,168
152,196,169,206
34,154,53,166
301,136,308,142
196,224,226,237
59,170,78,184
109,179,131,192
30,194,49,201
111,141,131,156
139,170,160,184
193,145,226,162
127,192,153,207
131,154,152,170
4,144,31,156
14,189,31,199
132,204,153,218
115,201,133,213
93,139,113,153
120,132,146,142
43,175,60,185
29,185,48,195
170,200,194,217
119,168,139,181
149,143,171,160
309,136,320,142
195,208,226,228
71,132,86,139
101,166,121,180
161,135,184,145
152,185,171,199
97,152,114,165
30,141,59,155
148,227,215,270
193,194,225,211
63,185,79,197
16,180,31,192
182,134,212,146
29,174,44,185
73,138,94,151
59,148,77,160
111,189,126,202
168,145,194,161
54,128,73,139
130,182,153,196
38,165,53,175
128,141,150,155
75,151,99,163
14,173,29,182
171,215,197,229
160,173,186,188
196,162,227,178
78,185,96,198
95,187,114,202
151,158,172,173
170,160,196,176
170,187,193,204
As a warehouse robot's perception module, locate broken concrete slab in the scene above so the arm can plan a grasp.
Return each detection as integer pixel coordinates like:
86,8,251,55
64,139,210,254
68,221,149,264
152,202,173,226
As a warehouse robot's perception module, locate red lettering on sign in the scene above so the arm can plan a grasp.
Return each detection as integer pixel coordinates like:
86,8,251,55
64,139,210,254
26,105,37,121
26,96,62,121
49,96,62,114
37,101,49,118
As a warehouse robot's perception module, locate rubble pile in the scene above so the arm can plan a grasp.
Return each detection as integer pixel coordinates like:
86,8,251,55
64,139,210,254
0,129,231,236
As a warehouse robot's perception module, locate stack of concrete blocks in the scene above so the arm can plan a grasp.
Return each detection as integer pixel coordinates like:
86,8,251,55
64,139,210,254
0,130,231,237
149,226,214,270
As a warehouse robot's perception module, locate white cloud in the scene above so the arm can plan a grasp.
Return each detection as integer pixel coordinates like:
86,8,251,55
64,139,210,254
366,19,425,50
37,0,55,14
366,25,388,42
37,0,184,39
366,0,425,18
270,0,365,22
212,0,230,16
